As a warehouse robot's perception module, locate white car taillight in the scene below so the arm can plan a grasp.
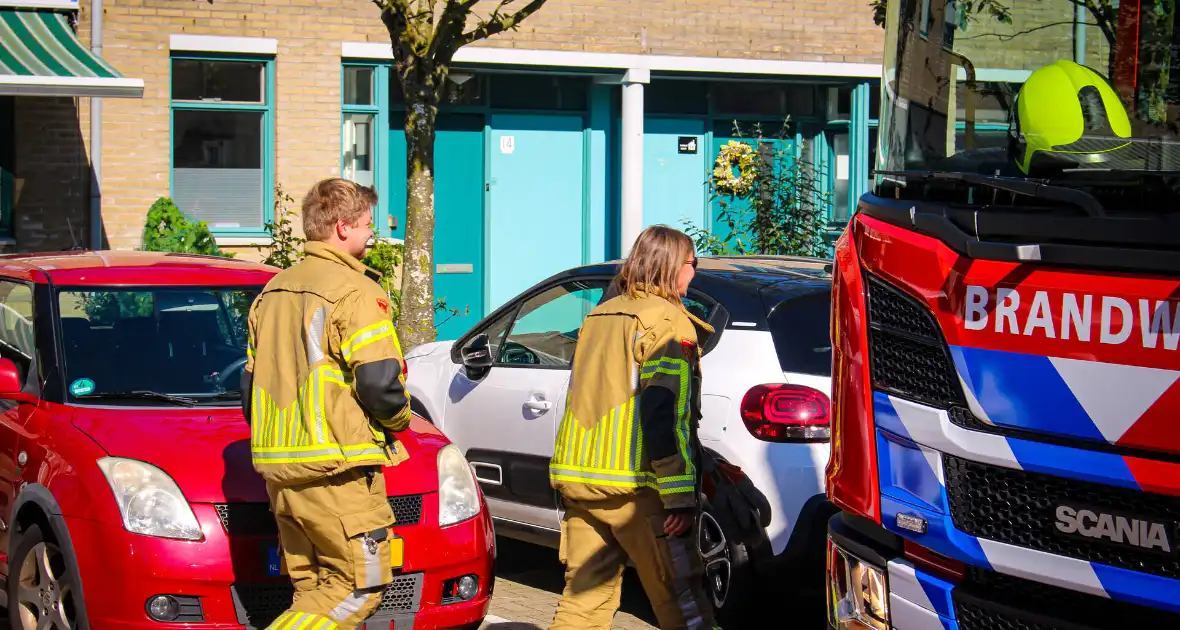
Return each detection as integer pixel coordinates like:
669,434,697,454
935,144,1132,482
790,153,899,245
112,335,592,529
739,383,831,442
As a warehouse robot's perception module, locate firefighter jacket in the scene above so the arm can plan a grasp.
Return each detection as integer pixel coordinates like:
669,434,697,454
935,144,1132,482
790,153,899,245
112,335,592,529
241,241,412,487
549,285,714,512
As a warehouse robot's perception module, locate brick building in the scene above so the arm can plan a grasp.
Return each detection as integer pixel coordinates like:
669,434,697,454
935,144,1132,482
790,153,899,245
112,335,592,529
2,0,885,339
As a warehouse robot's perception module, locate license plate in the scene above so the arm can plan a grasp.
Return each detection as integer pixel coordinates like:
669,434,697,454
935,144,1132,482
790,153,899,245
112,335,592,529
268,537,403,576
267,544,285,577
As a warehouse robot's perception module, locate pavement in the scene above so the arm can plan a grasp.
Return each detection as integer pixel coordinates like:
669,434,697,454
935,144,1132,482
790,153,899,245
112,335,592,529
480,534,830,630
479,536,658,630
0,535,822,629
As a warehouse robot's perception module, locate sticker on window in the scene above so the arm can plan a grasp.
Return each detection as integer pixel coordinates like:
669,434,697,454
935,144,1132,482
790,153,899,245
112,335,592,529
69,378,95,396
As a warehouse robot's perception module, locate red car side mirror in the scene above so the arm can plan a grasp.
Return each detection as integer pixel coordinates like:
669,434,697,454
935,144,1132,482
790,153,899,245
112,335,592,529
0,358,34,403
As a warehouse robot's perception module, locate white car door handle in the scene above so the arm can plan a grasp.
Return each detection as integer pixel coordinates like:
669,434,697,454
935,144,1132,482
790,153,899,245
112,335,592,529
524,399,552,411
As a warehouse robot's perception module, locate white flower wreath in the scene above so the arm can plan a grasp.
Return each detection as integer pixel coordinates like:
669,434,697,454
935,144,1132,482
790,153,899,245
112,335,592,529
712,140,758,197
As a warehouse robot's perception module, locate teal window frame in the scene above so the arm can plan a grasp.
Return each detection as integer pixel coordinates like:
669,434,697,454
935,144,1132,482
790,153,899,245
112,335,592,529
341,62,392,238
822,81,876,229
168,52,276,238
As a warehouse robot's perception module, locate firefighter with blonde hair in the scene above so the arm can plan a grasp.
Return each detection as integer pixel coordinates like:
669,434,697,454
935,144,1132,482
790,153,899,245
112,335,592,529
549,224,720,630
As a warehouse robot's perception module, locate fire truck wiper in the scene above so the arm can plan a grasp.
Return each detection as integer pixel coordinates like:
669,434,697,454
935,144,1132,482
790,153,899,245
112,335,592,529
874,170,1107,218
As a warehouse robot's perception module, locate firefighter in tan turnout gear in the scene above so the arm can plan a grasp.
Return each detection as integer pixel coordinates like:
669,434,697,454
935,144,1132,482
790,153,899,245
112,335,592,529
240,178,412,630
550,225,721,630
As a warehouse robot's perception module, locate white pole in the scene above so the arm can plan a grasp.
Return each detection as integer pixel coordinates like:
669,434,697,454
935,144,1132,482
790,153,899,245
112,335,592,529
1073,3,1086,65
619,68,648,258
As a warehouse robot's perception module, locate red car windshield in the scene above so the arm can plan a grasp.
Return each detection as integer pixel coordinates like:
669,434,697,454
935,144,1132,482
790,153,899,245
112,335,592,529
57,287,260,400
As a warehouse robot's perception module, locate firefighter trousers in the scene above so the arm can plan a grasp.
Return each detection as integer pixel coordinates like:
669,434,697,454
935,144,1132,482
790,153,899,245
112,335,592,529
264,466,398,630
550,492,719,630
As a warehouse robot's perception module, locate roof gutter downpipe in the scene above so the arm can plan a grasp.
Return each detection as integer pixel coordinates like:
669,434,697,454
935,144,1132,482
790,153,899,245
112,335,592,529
89,0,103,250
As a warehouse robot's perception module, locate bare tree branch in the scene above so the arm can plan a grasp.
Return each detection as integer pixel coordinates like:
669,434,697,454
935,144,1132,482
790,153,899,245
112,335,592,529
430,1,472,62
1075,0,1116,47
961,19,1098,41
413,0,437,37
376,0,423,73
460,0,547,46
373,0,412,16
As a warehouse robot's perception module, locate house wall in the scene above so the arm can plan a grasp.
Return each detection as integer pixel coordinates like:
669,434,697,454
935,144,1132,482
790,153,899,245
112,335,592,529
52,0,882,257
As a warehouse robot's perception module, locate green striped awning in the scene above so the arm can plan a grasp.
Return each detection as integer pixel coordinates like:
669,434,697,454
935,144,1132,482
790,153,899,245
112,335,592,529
0,9,142,98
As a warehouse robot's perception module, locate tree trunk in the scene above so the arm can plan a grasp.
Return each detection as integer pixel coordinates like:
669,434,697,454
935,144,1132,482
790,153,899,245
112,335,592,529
396,67,440,349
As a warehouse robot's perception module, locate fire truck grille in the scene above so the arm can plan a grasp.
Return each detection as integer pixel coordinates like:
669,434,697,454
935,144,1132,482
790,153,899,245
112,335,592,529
864,274,963,407
215,494,424,536
944,455,1180,580
953,567,1180,629
865,273,941,339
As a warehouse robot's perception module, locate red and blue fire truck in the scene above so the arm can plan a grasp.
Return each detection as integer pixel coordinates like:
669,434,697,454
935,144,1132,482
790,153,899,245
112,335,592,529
825,0,1180,627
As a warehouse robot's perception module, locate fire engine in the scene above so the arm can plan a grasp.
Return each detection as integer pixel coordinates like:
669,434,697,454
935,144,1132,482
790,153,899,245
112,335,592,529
825,0,1180,627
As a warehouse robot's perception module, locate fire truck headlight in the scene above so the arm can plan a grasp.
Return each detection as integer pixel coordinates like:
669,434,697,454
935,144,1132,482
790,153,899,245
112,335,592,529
827,536,889,630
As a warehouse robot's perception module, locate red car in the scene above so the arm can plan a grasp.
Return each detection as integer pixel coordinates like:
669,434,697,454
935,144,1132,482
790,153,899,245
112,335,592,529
0,251,494,630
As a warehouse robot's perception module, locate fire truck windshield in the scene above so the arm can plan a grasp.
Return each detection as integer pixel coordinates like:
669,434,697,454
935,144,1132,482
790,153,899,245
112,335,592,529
878,0,1180,182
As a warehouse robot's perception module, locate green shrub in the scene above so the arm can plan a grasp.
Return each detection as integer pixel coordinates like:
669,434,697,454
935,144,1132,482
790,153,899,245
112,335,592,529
360,240,466,327
262,184,305,269
362,240,405,319
141,197,232,257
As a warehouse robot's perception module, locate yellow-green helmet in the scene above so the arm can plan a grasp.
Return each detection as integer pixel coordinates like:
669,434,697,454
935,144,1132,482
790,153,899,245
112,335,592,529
1011,59,1132,174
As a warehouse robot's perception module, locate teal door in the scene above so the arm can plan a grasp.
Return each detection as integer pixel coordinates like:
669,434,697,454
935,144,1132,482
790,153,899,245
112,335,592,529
709,121,793,247
487,114,586,312
644,118,707,234
389,112,486,340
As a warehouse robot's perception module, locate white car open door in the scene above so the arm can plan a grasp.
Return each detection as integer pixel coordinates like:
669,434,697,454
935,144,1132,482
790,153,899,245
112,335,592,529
443,278,608,532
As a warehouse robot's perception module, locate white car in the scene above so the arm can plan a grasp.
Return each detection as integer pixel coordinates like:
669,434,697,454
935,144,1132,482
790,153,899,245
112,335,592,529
404,256,837,623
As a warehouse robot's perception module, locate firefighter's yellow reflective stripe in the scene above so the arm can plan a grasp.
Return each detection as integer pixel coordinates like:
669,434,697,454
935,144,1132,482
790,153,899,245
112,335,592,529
641,357,694,477
251,443,385,465
264,611,339,630
629,395,641,470
253,444,345,464
342,321,395,362
657,474,696,494
251,363,380,466
556,398,636,470
342,443,386,462
320,367,347,387
314,366,346,444
551,395,661,491
549,463,657,488
306,369,321,444
593,412,606,469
